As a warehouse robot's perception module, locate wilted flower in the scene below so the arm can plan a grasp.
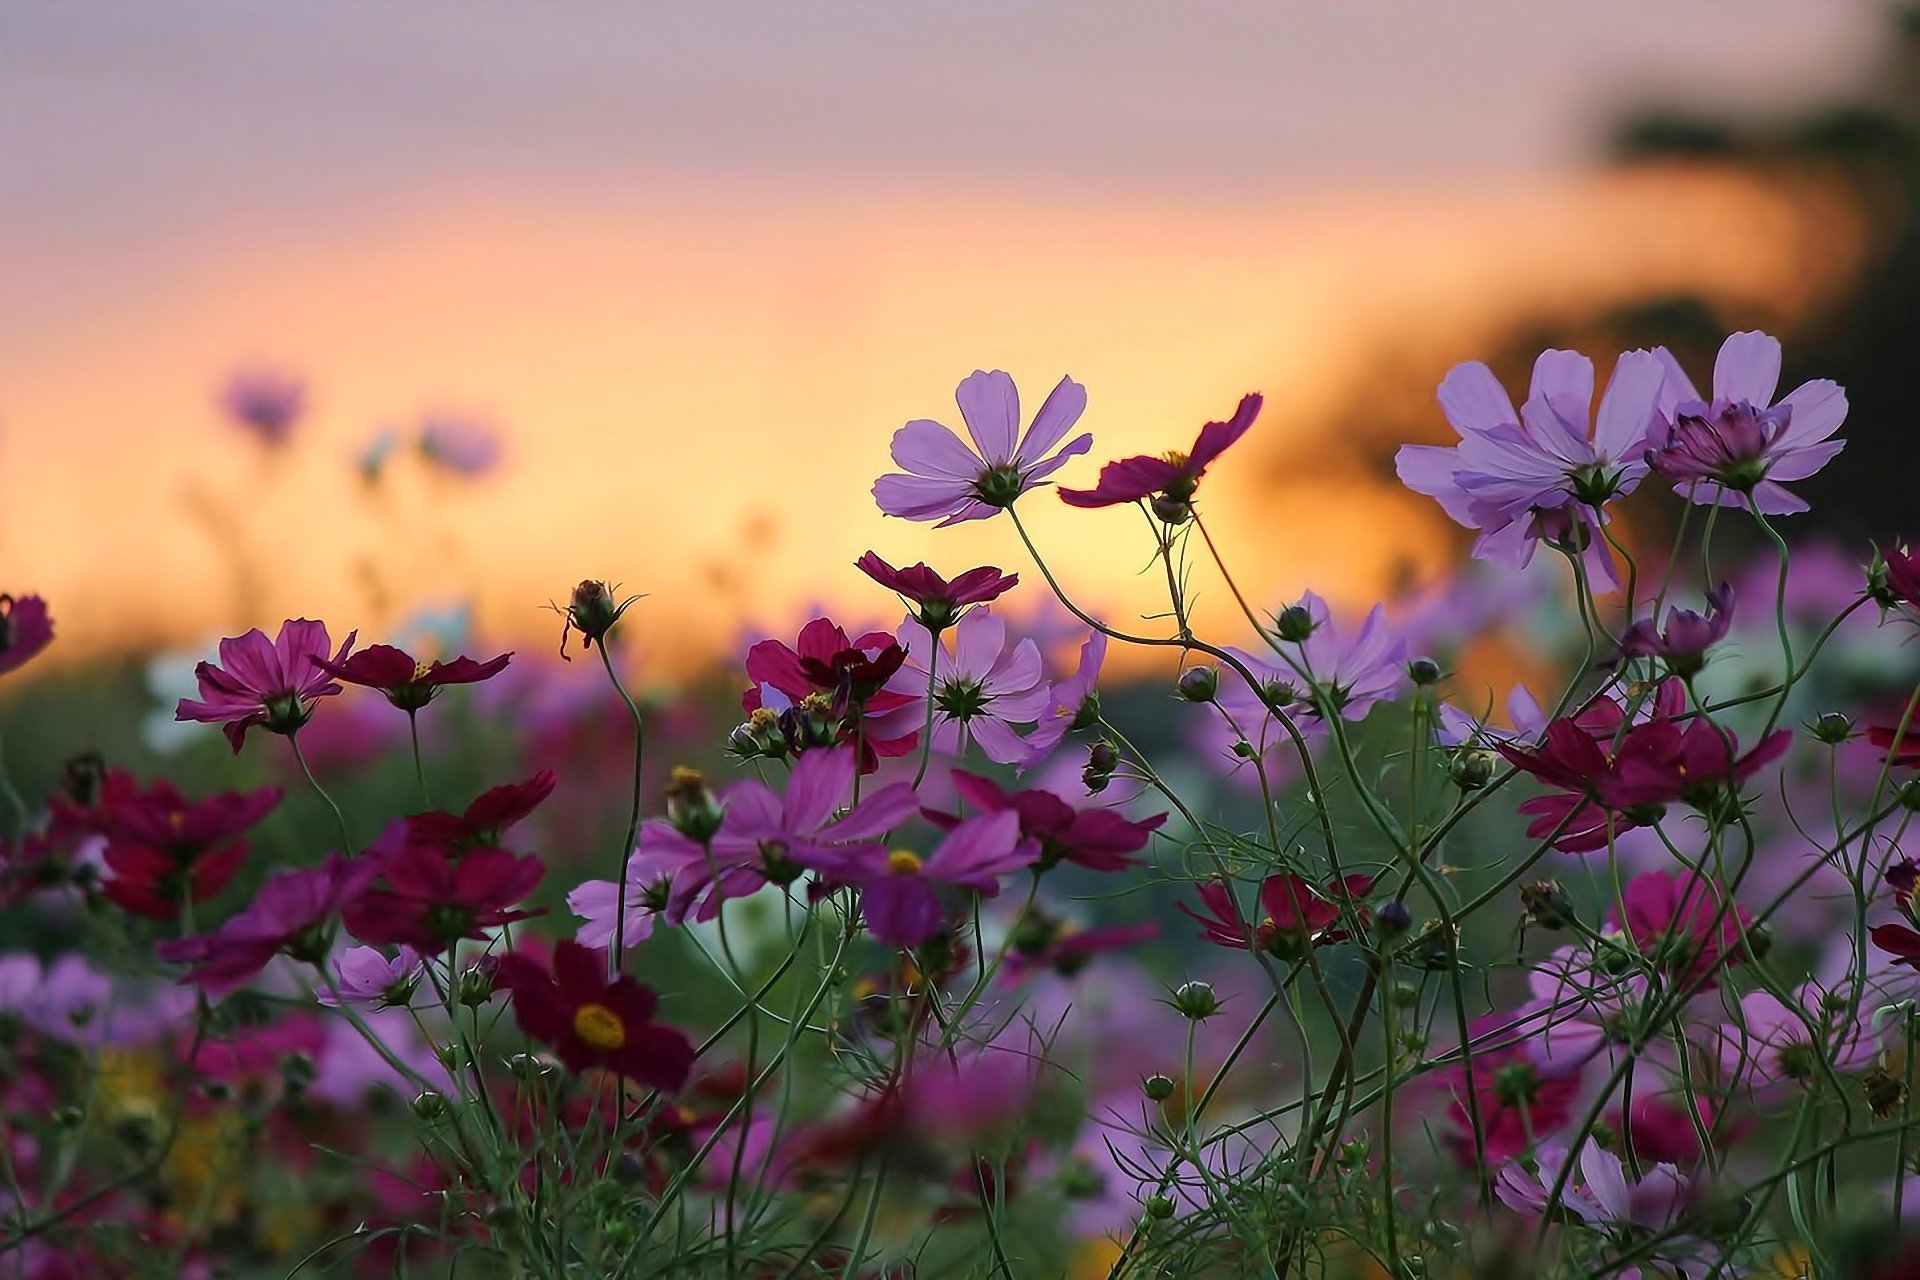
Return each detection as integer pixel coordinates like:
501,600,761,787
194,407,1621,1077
873,370,1092,525
1059,393,1262,521
174,619,358,751
496,940,694,1089
1649,330,1847,513
314,643,511,712
0,593,53,678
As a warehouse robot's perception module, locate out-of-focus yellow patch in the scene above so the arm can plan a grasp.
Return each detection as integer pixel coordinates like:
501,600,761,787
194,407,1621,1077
1769,1244,1813,1279
1067,1236,1124,1280
161,1110,247,1226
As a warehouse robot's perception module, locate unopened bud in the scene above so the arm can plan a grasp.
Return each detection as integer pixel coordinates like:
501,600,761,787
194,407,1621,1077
411,1091,450,1122
566,580,620,647
1273,605,1316,644
1375,900,1413,939
1150,494,1192,526
1143,1194,1176,1220
1142,1073,1176,1102
1448,750,1496,792
1811,712,1855,745
1170,980,1219,1020
1519,880,1576,931
665,766,724,842
1176,666,1218,703
1407,657,1442,686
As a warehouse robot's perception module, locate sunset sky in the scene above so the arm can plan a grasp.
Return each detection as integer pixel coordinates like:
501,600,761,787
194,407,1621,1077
0,1,1885,675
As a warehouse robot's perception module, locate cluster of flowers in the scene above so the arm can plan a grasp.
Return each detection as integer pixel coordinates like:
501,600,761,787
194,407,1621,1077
4,328,1920,1278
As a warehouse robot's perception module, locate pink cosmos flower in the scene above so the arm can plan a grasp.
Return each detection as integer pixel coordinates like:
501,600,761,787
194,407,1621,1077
873,370,1092,525
1717,983,1881,1092
1018,631,1106,768
0,594,53,678
1280,590,1407,725
316,945,422,1008
1613,869,1750,990
417,414,503,477
313,643,511,712
1395,348,1668,590
343,845,546,953
1058,393,1262,519
158,853,379,999
1435,685,1546,749
854,552,1017,635
1516,944,1656,1077
1440,1010,1584,1168
1496,1141,1690,1231
1617,584,1734,678
925,769,1166,872
219,367,306,447
742,616,920,768
174,618,358,752
796,809,1033,947
1649,330,1847,514
888,608,1050,765
628,746,919,925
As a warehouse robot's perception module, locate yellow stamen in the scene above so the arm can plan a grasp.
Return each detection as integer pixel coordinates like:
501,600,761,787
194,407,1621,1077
887,849,923,876
572,1002,626,1050
411,660,434,682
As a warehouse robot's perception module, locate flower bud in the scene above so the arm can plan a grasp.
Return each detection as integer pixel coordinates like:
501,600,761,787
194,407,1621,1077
1901,780,1920,813
1150,494,1193,525
1742,920,1774,963
1375,900,1412,940
435,1042,469,1071
1865,1066,1909,1120
1448,749,1496,791
1273,605,1316,644
1142,1073,1176,1102
1407,921,1458,971
1142,1194,1176,1220
506,1053,552,1081
411,1091,450,1123
457,966,495,1007
1811,712,1855,745
665,766,725,842
1519,880,1576,930
1388,982,1421,1009
1170,980,1219,1020
1083,740,1120,793
566,580,620,647
1406,656,1442,686
1176,666,1218,703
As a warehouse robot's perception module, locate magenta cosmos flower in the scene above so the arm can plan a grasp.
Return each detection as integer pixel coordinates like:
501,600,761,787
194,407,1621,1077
1613,869,1751,990
496,940,694,1089
1018,631,1105,767
175,618,358,751
1059,393,1262,521
1617,583,1734,679
872,370,1092,525
742,616,920,769
855,551,1017,635
91,770,282,918
344,845,546,953
0,594,53,678
927,769,1166,873
1648,330,1847,514
797,809,1032,947
315,643,511,712
1396,349,1667,589
219,367,306,447
1179,872,1374,959
888,608,1050,765
158,853,378,999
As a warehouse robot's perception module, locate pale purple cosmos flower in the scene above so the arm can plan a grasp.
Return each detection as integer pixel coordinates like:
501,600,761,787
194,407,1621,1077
0,953,191,1045
795,809,1032,947
174,619,358,752
1618,583,1735,678
158,853,378,999
418,414,503,478
316,945,421,1009
565,838,689,949
1018,631,1106,768
1396,348,1667,590
1497,1142,1690,1231
633,746,918,924
1515,945,1659,1078
1280,590,1407,725
873,370,1092,525
219,367,306,447
889,608,1051,764
1649,330,1847,514
1717,982,1881,1093
1435,685,1546,748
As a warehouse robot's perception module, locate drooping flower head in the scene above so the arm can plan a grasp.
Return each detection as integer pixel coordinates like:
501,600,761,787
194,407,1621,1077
855,552,1017,636
158,854,379,999
175,619,358,751
314,643,511,712
0,593,53,678
496,940,694,1089
1395,348,1667,590
873,370,1092,525
795,809,1033,948
1617,583,1735,681
219,367,306,447
1058,393,1262,523
887,608,1050,765
1648,330,1847,513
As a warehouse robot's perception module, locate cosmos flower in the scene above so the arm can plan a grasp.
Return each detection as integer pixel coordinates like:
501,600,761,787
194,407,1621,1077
417,414,503,477
1497,1141,1690,1230
316,945,422,1009
1018,631,1106,768
873,370,1092,525
400,770,558,853
1277,590,1407,725
496,940,694,1089
158,854,379,999
742,616,920,768
1717,983,1881,1092
854,552,1017,635
927,770,1166,873
0,594,53,678
1648,330,1847,514
174,619,358,752
1058,393,1262,520
796,810,1033,948
1613,869,1751,991
86,770,282,918
313,643,511,712
343,845,546,953
1617,584,1734,679
219,367,306,447
888,608,1050,764
1440,1011,1584,1168
1395,348,1667,589
1178,873,1374,958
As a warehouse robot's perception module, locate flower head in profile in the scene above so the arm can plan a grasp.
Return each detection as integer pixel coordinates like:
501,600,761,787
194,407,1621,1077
1395,348,1667,590
496,940,694,1089
158,854,378,999
1617,584,1734,679
1059,393,1262,522
743,616,920,769
855,552,1017,635
873,370,1092,525
175,619,358,751
317,945,422,1009
314,643,511,712
1648,331,1846,514
1018,631,1106,768
0,594,53,678
888,608,1050,765
796,810,1033,948
1613,869,1750,990
344,845,546,953
1873,542,1920,610
401,770,558,853
1717,983,1881,1092
1178,873,1374,960
928,770,1166,873
219,367,306,447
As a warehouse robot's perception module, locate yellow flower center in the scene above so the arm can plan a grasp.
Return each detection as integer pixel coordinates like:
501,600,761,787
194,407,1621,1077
1161,449,1190,468
411,660,434,682
887,849,924,876
572,1002,626,1051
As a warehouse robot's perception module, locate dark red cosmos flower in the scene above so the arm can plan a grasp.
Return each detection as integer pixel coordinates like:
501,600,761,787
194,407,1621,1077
1612,869,1751,990
1607,718,1791,814
159,854,378,998
1617,584,1734,678
1878,543,1920,607
0,593,53,678
313,643,512,712
1058,393,1262,520
1179,872,1374,959
855,552,1017,634
401,771,558,853
927,770,1167,873
1441,1011,1583,1169
1869,723,1920,769
1872,920,1920,970
344,845,546,953
495,940,694,1089
82,770,282,918
742,617,919,769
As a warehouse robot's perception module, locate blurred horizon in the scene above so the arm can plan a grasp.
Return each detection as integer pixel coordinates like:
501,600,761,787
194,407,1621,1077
0,0,1896,677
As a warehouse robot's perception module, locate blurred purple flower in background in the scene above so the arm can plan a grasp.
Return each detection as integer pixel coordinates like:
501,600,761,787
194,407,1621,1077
219,367,307,448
